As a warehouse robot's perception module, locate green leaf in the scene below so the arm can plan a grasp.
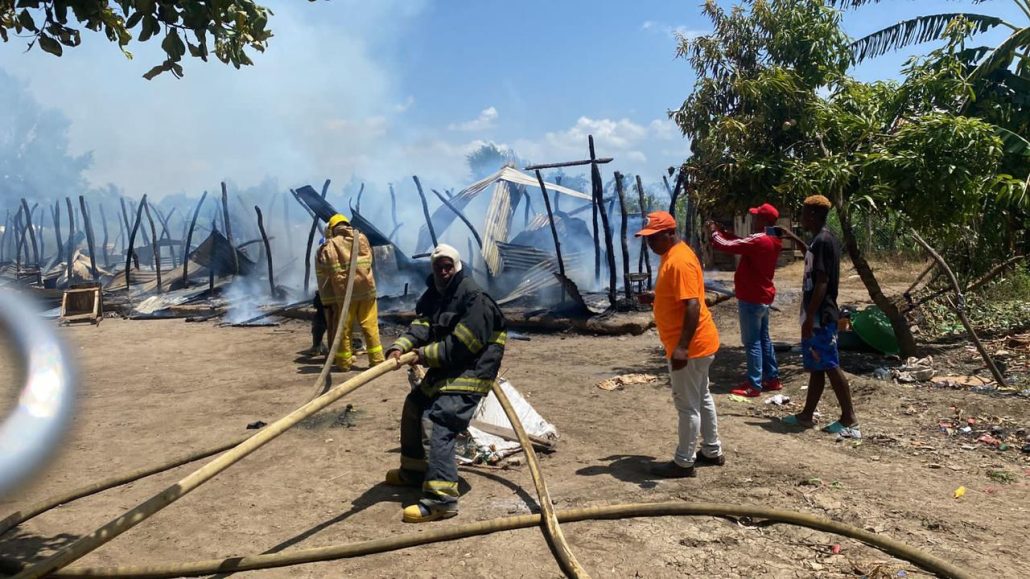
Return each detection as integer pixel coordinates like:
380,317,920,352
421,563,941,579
161,29,185,60
17,9,37,32
125,11,144,29
37,34,63,56
142,64,167,80
849,14,1006,64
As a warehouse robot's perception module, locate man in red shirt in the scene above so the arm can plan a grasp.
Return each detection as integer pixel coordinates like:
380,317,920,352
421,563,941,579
708,203,783,397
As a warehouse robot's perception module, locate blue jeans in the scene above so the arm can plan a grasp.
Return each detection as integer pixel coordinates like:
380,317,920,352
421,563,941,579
738,300,779,389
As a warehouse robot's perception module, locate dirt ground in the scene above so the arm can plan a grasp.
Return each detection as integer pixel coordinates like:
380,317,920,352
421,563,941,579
2,270,1028,578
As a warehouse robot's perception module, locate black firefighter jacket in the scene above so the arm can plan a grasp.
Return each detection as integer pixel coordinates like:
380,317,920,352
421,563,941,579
389,270,506,396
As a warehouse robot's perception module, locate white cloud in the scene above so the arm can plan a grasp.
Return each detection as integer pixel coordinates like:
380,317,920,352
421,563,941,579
448,106,499,132
393,95,415,113
642,20,709,41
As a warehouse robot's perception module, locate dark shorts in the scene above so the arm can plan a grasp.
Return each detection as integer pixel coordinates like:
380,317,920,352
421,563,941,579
802,325,840,371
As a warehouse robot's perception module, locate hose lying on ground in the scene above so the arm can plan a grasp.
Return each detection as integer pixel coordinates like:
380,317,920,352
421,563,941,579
489,380,589,578
14,353,418,579
0,229,362,540
19,501,972,579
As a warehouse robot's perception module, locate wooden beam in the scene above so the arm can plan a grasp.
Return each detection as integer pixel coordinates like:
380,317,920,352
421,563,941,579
304,180,330,295
78,196,99,282
412,175,438,248
615,172,632,301
534,170,566,303
182,191,209,289
635,175,652,290
19,199,39,267
99,203,111,269
589,135,617,307
431,188,483,249
142,199,162,293
255,206,275,296
124,196,146,291
221,182,238,276
524,158,613,170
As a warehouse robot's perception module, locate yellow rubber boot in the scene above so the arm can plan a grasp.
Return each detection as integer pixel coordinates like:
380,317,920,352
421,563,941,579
402,503,457,524
384,469,421,487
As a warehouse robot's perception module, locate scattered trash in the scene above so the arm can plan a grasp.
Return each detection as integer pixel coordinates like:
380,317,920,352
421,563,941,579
1022,444,1030,454
831,544,842,555
764,394,791,406
871,367,892,381
953,486,966,499
931,374,992,389
960,426,973,434
898,571,908,578
596,373,659,391
892,356,934,382
727,394,751,403
977,434,1002,447
799,478,822,487
835,426,862,440
246,420,267,430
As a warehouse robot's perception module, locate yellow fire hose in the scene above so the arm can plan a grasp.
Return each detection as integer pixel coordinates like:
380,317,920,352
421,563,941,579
0,231,364,540
13,351,415,579
12,501,972,578
489,380,589,578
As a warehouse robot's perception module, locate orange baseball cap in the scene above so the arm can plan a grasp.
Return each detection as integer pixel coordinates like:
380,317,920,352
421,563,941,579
635,211,677,237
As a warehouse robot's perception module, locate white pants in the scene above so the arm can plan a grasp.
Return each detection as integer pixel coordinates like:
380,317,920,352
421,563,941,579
669,355,721,467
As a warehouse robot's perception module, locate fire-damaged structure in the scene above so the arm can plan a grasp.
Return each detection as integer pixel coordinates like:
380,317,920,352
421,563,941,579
0,135,733,330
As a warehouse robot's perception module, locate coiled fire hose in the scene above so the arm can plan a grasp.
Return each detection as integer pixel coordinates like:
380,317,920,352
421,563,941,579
0,230,364,538
489,380,589,578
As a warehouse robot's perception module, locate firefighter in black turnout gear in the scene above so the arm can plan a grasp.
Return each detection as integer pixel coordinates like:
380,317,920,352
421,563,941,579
384,243,507,523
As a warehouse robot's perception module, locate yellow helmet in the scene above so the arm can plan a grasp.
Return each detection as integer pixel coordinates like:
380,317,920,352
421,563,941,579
327,213,349,230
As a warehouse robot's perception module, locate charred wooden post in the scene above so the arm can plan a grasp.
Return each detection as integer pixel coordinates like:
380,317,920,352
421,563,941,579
220,182,239,276
208,219,216,292
0,210,8,263
143,199,162,293
389,183,399,242
78,196,100,282
118,198,131,254
13,208,24,270
255,206,275,296
153,206,178,268
124,195,147,291
355,183,365,214
588,136,618,307
32,205,45,264
535,170,567,303
65,197,76,284
303,180,330,295
412,175,438,248
99,203,112,269
182,191,209,288
524,158,613,170
431,189,483,249
591,180,600,283
614,172,632,301
20,199,39,267
523,192,531,229
282,193,293,256
635,175,653,289
667,169,685,216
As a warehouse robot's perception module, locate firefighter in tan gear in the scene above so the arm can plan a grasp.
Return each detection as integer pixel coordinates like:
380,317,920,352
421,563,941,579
315,214,385,371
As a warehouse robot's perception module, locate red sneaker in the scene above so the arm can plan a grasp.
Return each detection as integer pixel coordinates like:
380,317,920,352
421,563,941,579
729,384,762,398
763,378,783,391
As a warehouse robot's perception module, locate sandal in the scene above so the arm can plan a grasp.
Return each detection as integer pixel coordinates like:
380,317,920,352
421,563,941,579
823,421,860,435
781,414,815,428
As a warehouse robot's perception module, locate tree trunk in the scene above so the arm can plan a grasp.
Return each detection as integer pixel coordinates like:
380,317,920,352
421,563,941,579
838,205,917,357
143,199,162,293
124,196,147,291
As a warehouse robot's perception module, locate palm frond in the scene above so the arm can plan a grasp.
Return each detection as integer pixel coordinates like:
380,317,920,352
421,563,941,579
969,26,1030,81
995,126,1030,157
850,13,1005,64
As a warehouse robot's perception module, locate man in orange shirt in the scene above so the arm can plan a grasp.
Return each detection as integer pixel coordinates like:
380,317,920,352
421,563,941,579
637,211,724,478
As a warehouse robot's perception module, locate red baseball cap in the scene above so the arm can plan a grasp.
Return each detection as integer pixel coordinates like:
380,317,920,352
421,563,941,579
749,203,779,221
635,211,677,237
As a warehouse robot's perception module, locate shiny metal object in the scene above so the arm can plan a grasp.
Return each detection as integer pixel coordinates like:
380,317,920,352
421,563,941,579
0,290,76,496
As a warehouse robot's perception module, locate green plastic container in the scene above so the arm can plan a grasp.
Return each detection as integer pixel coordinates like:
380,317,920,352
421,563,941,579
850,306,900,355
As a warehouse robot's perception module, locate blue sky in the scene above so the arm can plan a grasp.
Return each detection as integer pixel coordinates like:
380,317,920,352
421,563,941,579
1,0,1024,198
